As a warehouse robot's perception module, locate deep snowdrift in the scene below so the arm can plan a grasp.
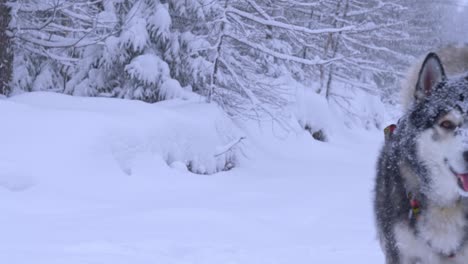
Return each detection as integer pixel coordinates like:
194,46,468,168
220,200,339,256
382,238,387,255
0,92,384,263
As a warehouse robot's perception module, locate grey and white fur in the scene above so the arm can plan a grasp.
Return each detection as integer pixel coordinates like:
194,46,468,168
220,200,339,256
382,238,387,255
374,46,468,264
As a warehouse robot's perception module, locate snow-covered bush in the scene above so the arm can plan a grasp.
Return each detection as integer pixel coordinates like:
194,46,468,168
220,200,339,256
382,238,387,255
294,84,337,141
294,80,386,141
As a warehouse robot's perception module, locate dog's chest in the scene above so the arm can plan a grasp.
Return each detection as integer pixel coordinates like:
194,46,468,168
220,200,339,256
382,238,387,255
394,203,468,263
417,205,467,256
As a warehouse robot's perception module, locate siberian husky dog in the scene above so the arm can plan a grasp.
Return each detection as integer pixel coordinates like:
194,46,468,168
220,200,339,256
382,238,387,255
374,45,468,264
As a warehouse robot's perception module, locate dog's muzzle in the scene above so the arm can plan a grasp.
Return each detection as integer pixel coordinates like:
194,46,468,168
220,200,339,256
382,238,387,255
445,159,468,192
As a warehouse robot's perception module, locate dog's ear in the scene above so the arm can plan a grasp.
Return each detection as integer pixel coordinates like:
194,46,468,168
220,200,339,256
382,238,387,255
414,52,446,104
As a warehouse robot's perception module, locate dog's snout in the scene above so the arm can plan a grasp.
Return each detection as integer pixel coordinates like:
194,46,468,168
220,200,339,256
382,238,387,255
464,151,468,162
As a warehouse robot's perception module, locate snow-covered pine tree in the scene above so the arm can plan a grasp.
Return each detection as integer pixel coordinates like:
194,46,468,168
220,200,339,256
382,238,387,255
94,0,173,101
71,0,201,102
9,0,104,93
10,0,199,101
166,0,218,96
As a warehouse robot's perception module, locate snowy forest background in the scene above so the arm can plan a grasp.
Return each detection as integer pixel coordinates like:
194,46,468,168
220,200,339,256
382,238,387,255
3,1,468,263
1,0,468,133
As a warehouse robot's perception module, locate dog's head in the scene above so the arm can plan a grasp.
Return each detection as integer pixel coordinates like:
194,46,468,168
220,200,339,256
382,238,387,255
407,53,468,204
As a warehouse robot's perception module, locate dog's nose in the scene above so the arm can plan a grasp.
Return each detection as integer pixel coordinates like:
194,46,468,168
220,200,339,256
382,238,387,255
464,151,468,162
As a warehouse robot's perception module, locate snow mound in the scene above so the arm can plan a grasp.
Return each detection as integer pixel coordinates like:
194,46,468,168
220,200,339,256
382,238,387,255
0,160,35,191
4,92,243,189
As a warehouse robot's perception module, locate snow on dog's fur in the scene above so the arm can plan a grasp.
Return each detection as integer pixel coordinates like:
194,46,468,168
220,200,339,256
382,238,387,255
374,46,468,264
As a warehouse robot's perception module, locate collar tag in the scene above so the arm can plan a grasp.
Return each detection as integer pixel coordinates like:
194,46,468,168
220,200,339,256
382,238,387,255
384,124,397,141
407,192,421,221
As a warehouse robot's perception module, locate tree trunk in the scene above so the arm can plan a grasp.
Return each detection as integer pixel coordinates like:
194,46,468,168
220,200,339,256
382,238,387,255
302,8,314,70
209,0,229,103
0,0,12,96
318,0,342,95
325,0,349,100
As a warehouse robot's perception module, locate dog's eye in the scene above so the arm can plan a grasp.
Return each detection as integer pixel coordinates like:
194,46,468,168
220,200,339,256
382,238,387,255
440,120,457,130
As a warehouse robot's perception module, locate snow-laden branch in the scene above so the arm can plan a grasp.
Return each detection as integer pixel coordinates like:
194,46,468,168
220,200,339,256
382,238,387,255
341,35,404,57
342,58,404,76
219,58,292,130
224,33,343,66
61,8,96,24
344,21,404,34
20,22,96,33
215,137,246,157
332,73,380,94
346,1,403,17
21,43,79,65
276,0,320,7
16,31,101,49
245,0,271,20
226,7,357,35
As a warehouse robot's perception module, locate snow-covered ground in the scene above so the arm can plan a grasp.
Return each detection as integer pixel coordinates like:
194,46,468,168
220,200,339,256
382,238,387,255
0,92,384,263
